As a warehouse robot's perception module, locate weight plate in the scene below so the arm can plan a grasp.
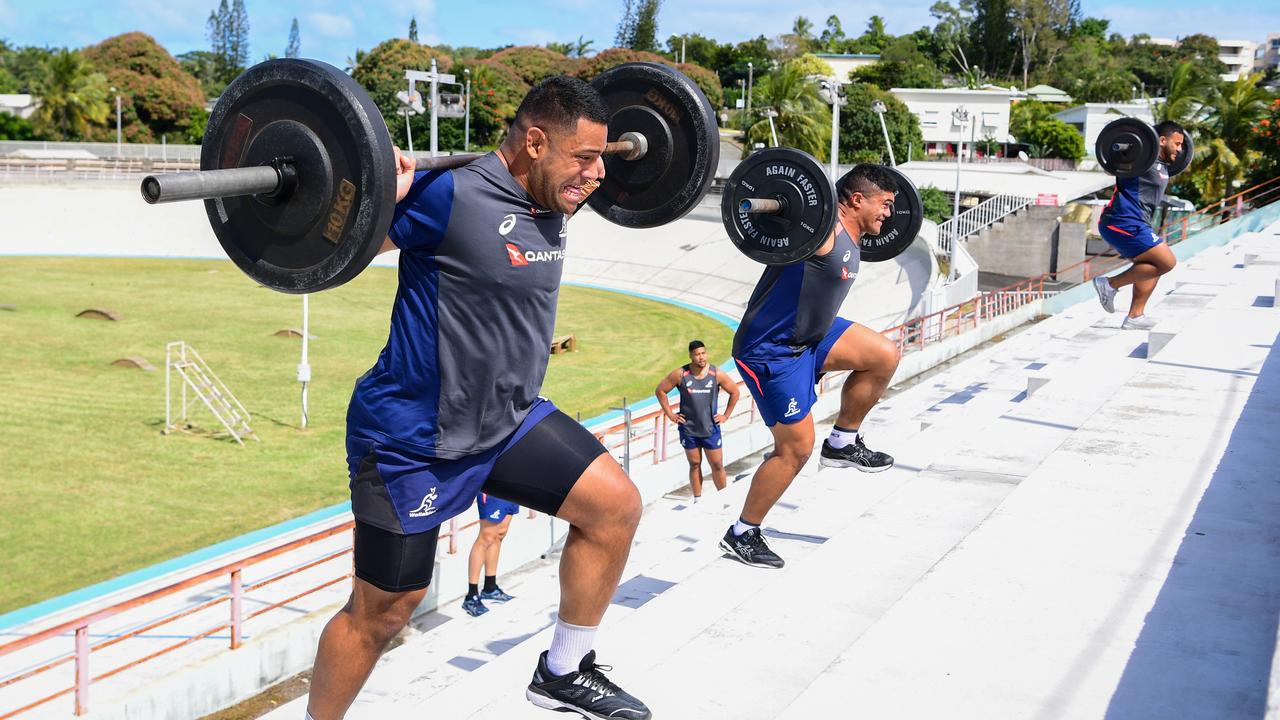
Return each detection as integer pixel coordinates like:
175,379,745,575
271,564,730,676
721,147,837,265
201,58,396,293
859,165,923,263
586,62,720,228
1095,117,1159,179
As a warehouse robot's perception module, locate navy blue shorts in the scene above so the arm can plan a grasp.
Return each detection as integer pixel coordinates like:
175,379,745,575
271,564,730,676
477,492,520,523
678,424,723,451
1099,220,1163,259
734,317,854,427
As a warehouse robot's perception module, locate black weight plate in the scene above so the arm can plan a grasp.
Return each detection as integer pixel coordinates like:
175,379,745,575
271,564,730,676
202,58,396,293
587,62,720,228
721,147,837,265
1166,129,1193,177
1095,117,1158,179
860,166,923,263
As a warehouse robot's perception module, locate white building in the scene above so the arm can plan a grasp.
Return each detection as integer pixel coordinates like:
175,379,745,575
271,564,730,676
0,94,37,120
1218,39,1259,81
1051,101,1156,158
889,87,1015,156
813,53,880,82
1256,33,1280,73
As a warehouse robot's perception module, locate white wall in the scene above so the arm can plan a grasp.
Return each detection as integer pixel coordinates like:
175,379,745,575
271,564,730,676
813,53,880,81
1052,102,1156,157
890,88,1014,150
1218,39,1258,81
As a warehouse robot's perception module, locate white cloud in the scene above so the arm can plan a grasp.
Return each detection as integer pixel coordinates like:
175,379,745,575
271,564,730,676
307,11,356,38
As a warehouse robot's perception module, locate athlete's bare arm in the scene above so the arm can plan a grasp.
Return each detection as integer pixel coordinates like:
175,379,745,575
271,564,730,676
716,371,741,424
655,369,685,424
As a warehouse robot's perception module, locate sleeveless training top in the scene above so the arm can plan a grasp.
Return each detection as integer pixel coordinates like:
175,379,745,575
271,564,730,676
677,363,719,437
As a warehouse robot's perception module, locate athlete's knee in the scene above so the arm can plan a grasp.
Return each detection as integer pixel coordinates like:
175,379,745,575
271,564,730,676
708,459,725,473
774,438,813,467
347,587,425,646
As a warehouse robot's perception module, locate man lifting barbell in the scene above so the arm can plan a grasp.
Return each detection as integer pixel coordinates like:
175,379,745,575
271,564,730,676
1092,119,1191,330
721,154,904,569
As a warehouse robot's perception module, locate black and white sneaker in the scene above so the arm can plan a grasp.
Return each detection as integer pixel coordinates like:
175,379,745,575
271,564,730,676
527,650,651,720
819,436,893,472
719,525,785,568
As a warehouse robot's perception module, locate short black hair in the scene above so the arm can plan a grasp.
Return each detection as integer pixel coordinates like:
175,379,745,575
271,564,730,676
688,340,705,353
513,76,610,136
836,164,897,205
1155,120,1185,140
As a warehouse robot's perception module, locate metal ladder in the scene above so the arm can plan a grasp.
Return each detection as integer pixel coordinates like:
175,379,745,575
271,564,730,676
164,341,256,445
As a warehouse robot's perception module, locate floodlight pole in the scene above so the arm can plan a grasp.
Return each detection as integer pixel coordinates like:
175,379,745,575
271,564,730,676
464,68,471,151
951,106,970,282
298,294,311,429
429,58,439,158
872,100,896,166
828,76,841,180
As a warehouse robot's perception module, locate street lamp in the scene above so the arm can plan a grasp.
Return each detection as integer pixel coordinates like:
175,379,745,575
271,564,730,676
871,100,896,166
818,76,845,180
110,86,121,156
762,108,779,147
746,61,754,118
463,68,471,151
950,105,970,281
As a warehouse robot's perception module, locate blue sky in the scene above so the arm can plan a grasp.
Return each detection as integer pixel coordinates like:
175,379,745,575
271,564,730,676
0,0,1275,70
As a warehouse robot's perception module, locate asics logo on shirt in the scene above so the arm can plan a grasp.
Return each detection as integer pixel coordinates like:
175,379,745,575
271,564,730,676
843,250,852,262
498,214,517,236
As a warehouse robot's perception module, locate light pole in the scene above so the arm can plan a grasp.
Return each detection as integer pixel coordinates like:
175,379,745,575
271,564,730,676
463,68,471,151
820,76,844,180
110,86,121,156
950,105,970,281
763,108,779,147
746,62,754,119
872,100,896,166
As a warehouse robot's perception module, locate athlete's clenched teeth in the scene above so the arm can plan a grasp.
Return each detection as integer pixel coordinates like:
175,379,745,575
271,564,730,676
561,184,584,203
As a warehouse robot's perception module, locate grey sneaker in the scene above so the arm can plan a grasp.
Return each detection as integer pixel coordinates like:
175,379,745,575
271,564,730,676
1093,276,1117,313
1122,314,1157,330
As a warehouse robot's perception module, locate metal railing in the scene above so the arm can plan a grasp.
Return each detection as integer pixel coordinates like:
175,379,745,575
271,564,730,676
936,193,1036,254
6,174,1278,718
0,140,202,161
0,157,199,183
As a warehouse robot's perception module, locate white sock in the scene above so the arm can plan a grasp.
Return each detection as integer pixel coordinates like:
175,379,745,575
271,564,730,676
732,517,759,536
546,617,597,676
692,495,701,503
305,713,316,720
827,425,858,449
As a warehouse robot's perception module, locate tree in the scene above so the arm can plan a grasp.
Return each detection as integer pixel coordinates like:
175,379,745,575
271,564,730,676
228,0,250,75
81,33,207,144
488,46,578,86
1247,97,1280,189
819,15,846,53
1191,73,1273,201
206,0,249,86
853,36,943,89
1023,117,1084,159
789,53,834,79
631,0,661,53
573,35,595,58
969,0,1015,78
855,16,891,54
1009,0,1073,88
930,0,975,76
615,0,636,47
744,60,830,158
286,18,301,58
577,48,722,105
0,111,35,140
1155,60,1214,127
921,186,952,223
176,50,220,97
408,17,419,44
352,39,455,147
665,33,718,67
30,50,111,140
838,83,925,163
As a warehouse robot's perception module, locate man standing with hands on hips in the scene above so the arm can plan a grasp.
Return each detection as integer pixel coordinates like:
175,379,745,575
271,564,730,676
656,340,741,503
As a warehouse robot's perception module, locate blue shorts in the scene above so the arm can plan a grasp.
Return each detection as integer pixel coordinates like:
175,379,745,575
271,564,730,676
678,424,723,451
477,493,520,523
734,317,854,427
1099,220,1163,259
346,399,559,535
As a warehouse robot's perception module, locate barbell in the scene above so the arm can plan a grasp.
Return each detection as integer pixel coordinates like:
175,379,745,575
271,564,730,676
1095,117,1193,179
141,58,721,293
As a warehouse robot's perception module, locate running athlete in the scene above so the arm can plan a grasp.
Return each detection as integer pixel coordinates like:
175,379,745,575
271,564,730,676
306,77,651,720
462,493,520,618
654,340,741,503
724,164,902,569
1092,121,1188,330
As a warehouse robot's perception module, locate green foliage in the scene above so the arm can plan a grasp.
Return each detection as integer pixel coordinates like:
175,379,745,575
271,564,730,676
205,0,250,86
743,60,831,158
460,59,528,148
0,45,55,94
616,0,662,53
1190,72,1273,200
81,33,207,144
1124,34,1225,98
676,63,723,107
921,186,952,223
408,17,419,44
1155,60,1215,127
852,36,943,89
788,53,834,79
352,39,455,148
177,50,222,97
285,18,301,59
1009,98,1050,139
1247,96,1280,189
1023,117,1084,159
837,83,924,163
969,0,1015,77
488,46,579,86
183,106,209,144
0,111,35,140
1046,35,1137,102
575,48,721,109
30,49,111,140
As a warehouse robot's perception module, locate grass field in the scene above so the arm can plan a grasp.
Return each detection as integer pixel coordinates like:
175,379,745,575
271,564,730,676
0,257,733,613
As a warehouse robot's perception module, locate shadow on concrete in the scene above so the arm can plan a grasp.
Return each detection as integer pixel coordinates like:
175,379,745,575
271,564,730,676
1106,339,1280,719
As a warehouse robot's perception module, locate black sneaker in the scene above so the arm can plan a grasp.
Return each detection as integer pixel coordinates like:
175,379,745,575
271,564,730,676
819,436,893,472
527,650,651,719
719,525,784,568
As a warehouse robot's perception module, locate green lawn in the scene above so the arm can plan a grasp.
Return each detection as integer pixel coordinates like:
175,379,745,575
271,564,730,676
0,257,733,612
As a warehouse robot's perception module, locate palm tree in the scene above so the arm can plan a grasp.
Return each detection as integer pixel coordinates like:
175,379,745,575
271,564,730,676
1155,61,1215,127
573,35,595,58
1190,72,1272,200
743,61,831,160
31,50,110,140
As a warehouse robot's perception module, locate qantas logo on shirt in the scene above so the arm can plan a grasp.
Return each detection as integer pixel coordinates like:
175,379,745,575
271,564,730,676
506,243,566,266
842,267,852,280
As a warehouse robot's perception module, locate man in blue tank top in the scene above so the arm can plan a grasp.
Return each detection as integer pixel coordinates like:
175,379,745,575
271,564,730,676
655,339,741,503
723,165,903,569
306,78,650,720
1092,121,1187,330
